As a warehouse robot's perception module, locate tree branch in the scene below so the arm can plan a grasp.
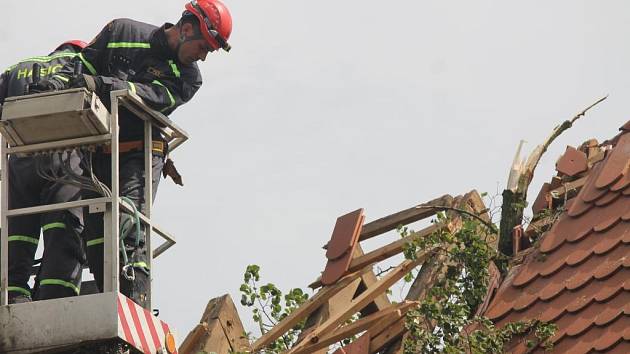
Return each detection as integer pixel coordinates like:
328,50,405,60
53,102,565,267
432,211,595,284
414,205,498,233
499,95,607,256
516,95,608,195
570,95,608,124
375,266,396,277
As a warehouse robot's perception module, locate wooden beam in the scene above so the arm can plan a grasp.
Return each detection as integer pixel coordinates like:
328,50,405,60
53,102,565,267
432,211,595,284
549,176,587,199
364,311,405,339
310,224,440,289
179,324,206,354
292,303,414,354
359,195,453,241
298,247,390,352
386,191,491,354
295,277,363,354
369,317,407,353
179,295,250,354
524,216,554,239
354,245,391,312
358,271,391,313
462,190,491,222
406,196,465,301
198,294,250,352
380,336,403,354
327,277,363,316
288,249,434,354
404,252,448,301
407,191,491,301
179,321,231,354
252,270,364,352
349,224,439,274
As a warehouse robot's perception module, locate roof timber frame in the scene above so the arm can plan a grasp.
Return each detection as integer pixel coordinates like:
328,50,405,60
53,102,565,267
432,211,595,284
249,190,493,354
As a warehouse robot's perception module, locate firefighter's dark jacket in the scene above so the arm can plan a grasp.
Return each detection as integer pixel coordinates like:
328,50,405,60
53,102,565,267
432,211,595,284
0,49,79,110
50,19,203,141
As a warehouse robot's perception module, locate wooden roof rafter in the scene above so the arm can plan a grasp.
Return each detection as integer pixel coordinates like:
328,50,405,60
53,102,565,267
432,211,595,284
249,190,493,354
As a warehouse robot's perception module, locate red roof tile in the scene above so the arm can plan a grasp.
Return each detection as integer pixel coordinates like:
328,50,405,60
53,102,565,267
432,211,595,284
322,209,364,285
333,333,370,354
532,183,551,215
481,124,630,352
596,134,630,188
556,146,588,177
326,209,364,260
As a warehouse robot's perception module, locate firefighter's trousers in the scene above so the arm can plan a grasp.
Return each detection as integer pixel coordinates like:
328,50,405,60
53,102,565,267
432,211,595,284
83,150,163,309
7,153,85,300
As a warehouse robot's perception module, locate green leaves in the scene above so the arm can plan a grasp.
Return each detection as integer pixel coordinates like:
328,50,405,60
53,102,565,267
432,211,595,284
244,264,260,283
239,265,310,353
466,319,557,353
399,216,557,353
238,212,557,353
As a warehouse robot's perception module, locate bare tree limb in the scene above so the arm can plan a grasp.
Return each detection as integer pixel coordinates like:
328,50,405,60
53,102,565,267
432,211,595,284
570,95,608,124
499,95,607,256
375,266,396,277
516,95,608,195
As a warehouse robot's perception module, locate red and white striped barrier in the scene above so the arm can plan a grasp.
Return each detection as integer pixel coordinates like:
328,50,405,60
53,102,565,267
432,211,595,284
117,294,178,354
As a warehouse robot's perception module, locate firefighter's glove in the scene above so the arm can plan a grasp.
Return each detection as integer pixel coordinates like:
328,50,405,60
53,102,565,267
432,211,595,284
27,80,56,94
162,158,183,186
70,74,101,93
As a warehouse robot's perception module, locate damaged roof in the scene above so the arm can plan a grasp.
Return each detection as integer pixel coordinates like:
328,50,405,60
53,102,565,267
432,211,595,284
481,122,630,353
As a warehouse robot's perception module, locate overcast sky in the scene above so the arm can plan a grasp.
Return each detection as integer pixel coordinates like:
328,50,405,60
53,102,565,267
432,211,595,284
2,0,629,343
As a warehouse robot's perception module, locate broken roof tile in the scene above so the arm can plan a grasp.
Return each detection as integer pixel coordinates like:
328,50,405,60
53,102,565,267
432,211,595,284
333,333,370,354
532,183,552,215
326,209,364,260
556,146,588,177
322,209,365,285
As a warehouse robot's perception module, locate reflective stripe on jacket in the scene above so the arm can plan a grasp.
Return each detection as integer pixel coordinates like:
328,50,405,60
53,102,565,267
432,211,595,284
49,19,203,141
0,50,78,106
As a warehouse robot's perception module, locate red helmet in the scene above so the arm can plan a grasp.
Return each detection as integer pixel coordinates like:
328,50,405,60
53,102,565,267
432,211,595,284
185,0,232,52
56,40,88,51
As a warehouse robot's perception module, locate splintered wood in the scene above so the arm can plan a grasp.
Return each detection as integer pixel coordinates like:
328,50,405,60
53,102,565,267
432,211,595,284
182,191,492,354
179,294,250,354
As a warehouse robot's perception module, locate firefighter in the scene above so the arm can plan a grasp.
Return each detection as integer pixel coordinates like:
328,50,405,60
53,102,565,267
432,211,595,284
41,0,233,309
0,40,88,304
